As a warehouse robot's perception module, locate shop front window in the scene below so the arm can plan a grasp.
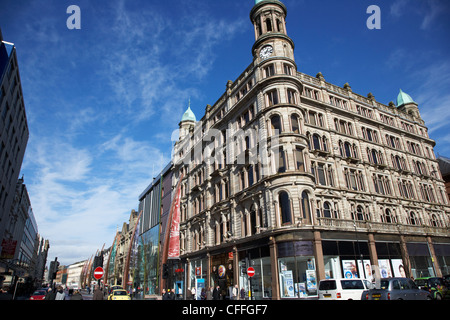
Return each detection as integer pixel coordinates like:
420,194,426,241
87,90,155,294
277,241,317,299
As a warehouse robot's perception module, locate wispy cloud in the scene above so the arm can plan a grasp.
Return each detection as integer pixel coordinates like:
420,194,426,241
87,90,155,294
390,0,449,30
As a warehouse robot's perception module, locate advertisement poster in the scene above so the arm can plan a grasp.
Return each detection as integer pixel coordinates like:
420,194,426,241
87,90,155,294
282,270,295,298
296,282,306,298
378,259,392,278
342,260,358,278
195,278,205,300
391,259,406,277
306,270,317,292
362,260,373,280
167,178,182,259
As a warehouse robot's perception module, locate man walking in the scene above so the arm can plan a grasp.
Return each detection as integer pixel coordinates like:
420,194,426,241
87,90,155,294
93,285,103,300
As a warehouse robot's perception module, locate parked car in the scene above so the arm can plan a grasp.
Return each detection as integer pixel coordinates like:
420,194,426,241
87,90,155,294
318,278,374,300
362,277,431,300
108,289,131,300
415,277,449,300
29,289,47,300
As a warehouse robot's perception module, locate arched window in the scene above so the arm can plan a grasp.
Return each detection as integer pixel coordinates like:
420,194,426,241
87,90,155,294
291,114,300,134
250,205,259,235
385,209,392,223
266,19,273,32
271,115,282,135
279,191,292,225
322,136,328,152
301,191,311,224
371,149,378,164
344,142,352,158
356,205,364,221
430,214,439,227
409,211,419,225
313,134,321,150
323,202,332,218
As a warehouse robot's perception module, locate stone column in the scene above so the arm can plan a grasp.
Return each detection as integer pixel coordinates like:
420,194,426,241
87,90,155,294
269,237,280,300
313,231,326,282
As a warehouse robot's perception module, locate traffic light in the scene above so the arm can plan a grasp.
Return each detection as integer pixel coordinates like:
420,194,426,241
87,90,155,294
162,264,169,279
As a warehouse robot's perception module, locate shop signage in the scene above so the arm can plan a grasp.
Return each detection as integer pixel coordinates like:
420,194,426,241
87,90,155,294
218,265,226,278
0,239,17,259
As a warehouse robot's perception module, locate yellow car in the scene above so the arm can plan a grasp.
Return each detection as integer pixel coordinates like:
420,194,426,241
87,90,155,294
108,289,131,300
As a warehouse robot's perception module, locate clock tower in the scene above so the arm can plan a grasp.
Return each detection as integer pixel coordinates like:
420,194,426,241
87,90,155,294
250,0,296,65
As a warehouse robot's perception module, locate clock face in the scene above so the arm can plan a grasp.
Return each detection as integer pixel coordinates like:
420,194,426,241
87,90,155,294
260,45,273,59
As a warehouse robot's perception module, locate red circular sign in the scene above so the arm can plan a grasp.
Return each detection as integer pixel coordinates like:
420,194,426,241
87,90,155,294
247,267,255,277
94,267,104,280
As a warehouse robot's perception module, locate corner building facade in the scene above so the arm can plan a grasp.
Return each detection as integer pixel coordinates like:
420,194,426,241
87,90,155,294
172,0,450,300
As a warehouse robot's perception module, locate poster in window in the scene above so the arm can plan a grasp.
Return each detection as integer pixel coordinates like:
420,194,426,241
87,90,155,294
342,260,358,278
282,270,295,298
391,259,406,277
378,259,392,278
306,270,317,292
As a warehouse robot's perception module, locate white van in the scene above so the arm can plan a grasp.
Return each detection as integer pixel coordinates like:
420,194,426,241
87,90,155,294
318,279,373,300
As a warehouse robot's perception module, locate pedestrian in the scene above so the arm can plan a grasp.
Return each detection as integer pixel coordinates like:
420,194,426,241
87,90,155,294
191,287,196,300
0,285,12,300
168,288,175,300
206,287,212,300
232,284,238,300
86,286,90,294
162,289,169,300
92,285,103,300
212,285,221,300
201,288,206,300
70,289,83,300
55,286,65,300
240,287,246,300
45,287,56,300
186,287,192,300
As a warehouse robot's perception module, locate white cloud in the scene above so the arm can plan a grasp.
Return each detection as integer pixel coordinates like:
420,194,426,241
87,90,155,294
389,0,448,30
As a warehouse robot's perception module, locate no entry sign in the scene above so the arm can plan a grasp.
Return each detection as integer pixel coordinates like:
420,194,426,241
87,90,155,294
247,267,255,277
94,267,104,280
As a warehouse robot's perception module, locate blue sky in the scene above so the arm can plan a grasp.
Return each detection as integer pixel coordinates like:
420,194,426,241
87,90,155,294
0,0,449,266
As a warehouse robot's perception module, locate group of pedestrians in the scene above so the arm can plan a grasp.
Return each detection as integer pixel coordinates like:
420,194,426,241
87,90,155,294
43,284,104,300
166,284,244,300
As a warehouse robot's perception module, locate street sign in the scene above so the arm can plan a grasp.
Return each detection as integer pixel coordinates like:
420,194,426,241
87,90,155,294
93,267,104,280
247,267,255,277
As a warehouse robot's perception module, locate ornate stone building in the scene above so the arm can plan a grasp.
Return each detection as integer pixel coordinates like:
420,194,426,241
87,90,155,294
172,0,449,300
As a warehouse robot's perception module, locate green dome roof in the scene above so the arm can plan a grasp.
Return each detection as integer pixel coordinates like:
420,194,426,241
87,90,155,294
181,106,196,122
397,89,416,107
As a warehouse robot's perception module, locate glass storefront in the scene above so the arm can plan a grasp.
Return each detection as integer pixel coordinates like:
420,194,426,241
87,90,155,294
189,257,208,299
407,243,435,278
322,240,405,281
131,226,160,299
238,246,272,300
277,241,317,298
435,243,450,276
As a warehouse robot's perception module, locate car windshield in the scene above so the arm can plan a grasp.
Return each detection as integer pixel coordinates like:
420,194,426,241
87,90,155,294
33,291,46,295
114,290,127,296
319,280,337,290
